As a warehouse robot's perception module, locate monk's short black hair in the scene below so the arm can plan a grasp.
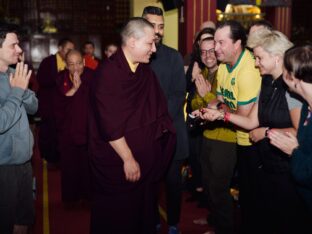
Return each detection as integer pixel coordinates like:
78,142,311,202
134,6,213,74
58,38,74,47
83,41,95,48
142,6,163,17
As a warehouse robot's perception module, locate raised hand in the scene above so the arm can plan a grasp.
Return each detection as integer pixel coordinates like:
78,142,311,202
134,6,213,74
9,61,32,90
72,71,81,90
195,74,211,97
191,61,201,82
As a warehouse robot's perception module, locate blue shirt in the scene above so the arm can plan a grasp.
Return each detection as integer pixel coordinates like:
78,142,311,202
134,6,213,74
0,67,38,165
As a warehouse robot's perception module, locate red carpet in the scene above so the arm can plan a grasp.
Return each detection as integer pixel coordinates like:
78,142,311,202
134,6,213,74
32,128,219,234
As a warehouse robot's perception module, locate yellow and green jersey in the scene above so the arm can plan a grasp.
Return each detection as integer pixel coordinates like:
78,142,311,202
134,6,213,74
216,49,261,146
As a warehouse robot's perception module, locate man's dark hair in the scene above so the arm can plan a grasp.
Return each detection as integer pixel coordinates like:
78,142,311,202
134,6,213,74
191,28,215,64
217,20,247,48
142,6,163,17
0,23,19,47
105,42,118,51
83,41,95,48
58,38,74,47
249,19,273,33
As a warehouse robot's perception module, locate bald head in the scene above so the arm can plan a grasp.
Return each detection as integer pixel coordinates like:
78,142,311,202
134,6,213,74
121,17,154,46
120,17,156,65
65,49,82,62
65,49,84,76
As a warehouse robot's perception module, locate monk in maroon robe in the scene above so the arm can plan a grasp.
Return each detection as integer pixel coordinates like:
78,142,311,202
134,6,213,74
88,18,176,234
37,38,74,164
54,50,93,203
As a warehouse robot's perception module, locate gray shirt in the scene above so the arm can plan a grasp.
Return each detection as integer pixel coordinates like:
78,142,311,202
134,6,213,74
0,67,38,165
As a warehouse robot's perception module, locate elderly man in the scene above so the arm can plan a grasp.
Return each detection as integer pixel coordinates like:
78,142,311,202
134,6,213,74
54,50,94,204
88,17,176,234
0,23,38,234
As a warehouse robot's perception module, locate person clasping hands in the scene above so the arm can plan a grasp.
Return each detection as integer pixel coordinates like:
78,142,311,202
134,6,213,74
9,61,32,90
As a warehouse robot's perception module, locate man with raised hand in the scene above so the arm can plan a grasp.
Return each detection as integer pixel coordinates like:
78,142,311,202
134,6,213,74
0,23,38,234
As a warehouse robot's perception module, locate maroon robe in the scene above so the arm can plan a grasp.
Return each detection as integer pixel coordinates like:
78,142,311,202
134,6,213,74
88,49,176,234
37,55,60,163
54,68,94,202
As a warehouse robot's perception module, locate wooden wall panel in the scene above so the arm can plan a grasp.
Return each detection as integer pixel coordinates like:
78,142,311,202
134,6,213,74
179,0,216,56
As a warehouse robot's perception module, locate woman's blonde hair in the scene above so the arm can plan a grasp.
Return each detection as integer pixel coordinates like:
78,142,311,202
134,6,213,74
247,28,293,57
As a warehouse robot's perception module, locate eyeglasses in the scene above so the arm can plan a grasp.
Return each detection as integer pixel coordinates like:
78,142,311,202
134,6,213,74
200,48,215,56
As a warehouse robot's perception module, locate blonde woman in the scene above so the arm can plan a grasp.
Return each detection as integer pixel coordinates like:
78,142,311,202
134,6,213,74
194,29,310,233
269,44,312,220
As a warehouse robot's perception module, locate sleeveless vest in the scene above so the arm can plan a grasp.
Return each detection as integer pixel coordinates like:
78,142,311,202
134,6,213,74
257,75,292,173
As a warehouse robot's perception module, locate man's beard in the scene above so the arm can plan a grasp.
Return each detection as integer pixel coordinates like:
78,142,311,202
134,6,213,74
155,33,163,45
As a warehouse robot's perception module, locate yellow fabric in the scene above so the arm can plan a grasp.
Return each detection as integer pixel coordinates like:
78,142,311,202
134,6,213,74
191,68,217,110
56,53,66,72
216,49,261,146
124,54,139,73
191,68,236,143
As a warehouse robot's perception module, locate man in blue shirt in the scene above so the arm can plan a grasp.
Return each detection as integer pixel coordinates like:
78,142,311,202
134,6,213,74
0,23,38,234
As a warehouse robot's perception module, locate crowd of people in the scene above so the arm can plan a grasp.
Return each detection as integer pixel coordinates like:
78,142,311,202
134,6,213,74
0,5,312,234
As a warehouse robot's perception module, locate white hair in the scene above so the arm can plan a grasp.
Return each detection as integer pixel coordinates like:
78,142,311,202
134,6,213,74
247,28,293,57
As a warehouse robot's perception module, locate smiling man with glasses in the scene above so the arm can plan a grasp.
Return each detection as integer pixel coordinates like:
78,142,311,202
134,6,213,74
191,36,237,234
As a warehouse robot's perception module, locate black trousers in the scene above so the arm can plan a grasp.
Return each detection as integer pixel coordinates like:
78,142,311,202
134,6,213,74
187,129,203,190
156,159,184,226
237,145,311,234
0,161,34,234
236,144,261,234
200,138,237,234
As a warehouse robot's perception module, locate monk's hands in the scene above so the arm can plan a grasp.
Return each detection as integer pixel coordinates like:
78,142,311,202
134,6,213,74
267,130,299,156
9,61,32,90
123,157,141,182
72,71,81,90
109,137,141,183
